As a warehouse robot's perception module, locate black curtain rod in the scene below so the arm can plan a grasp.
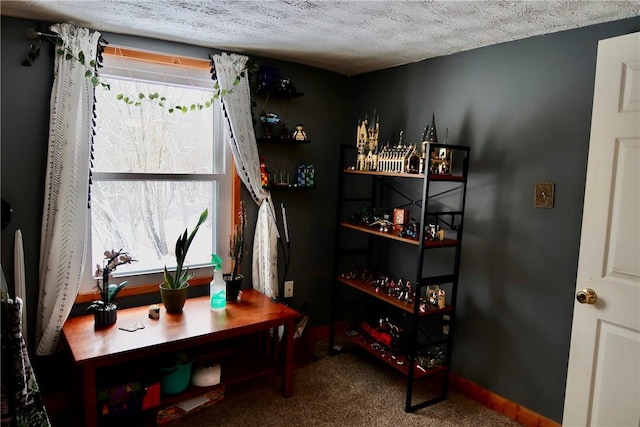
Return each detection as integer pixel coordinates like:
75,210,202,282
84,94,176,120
27,28,58,39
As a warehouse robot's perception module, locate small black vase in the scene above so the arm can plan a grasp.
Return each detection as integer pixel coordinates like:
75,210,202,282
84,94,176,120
94,303,117,328
223,274,243,302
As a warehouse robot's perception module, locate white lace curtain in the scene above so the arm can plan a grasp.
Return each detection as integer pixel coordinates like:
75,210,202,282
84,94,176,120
36,24,102,356
211,53,280,298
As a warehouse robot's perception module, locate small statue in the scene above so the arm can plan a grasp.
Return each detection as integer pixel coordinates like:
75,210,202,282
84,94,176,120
292,124,307,141
260,159,269,188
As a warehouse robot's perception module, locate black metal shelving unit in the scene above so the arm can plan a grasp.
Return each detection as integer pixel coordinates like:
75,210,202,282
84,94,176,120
329,142,469,412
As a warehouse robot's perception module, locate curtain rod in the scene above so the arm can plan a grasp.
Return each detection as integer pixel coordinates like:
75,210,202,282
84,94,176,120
27,28,58,39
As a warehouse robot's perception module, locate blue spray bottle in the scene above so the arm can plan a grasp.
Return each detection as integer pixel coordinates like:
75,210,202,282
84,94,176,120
210,254,226,311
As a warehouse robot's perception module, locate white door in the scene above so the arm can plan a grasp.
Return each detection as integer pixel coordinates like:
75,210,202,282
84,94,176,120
563,32,640,427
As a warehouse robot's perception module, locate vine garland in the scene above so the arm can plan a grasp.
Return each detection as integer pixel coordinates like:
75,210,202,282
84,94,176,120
22,28,245,113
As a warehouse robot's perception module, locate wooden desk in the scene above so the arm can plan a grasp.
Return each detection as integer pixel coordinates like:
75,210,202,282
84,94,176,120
63,290,299,426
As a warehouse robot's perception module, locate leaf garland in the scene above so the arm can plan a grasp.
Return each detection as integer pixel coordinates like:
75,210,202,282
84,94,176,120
23,30,244,113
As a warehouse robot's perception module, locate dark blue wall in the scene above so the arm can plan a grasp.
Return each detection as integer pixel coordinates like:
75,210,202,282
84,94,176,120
1,17,54,344
350,17,640,422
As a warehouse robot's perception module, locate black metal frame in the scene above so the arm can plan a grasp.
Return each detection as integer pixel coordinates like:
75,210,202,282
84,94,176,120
329,143,470,412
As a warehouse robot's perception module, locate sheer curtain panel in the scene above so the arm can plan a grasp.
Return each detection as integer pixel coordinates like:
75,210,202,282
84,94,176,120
211,53,280,298
36,24,104,356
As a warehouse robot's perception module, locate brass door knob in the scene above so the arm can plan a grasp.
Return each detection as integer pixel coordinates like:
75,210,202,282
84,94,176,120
576,288,597,304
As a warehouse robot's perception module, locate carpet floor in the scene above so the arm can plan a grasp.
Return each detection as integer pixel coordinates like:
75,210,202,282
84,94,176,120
166,348,522,427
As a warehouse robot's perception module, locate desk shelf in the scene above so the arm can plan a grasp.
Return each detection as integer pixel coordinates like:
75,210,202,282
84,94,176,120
64,290,299,427
158,352,277,408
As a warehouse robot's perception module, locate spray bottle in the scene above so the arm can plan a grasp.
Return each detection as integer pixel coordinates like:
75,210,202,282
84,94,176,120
210,254,226,311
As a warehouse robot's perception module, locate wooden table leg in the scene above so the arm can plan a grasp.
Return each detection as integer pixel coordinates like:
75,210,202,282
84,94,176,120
83,364,98,427
282,318,295,397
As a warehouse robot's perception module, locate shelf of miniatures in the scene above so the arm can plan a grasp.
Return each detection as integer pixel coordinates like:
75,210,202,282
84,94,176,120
329,112,470,412
252,65,315,190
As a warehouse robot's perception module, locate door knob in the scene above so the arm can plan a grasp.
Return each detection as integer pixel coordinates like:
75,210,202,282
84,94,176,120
576,288,597,304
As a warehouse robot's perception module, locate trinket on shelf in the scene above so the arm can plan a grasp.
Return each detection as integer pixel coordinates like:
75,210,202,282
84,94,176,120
355,110,380,171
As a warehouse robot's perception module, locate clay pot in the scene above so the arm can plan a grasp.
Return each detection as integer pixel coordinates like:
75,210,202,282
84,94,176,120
159,283,189,313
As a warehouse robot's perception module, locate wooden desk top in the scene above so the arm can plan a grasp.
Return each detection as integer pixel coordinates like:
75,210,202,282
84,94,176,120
63,289,299,365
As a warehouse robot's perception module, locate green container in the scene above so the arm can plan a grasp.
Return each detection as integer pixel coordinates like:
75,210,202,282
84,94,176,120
160,359,193,395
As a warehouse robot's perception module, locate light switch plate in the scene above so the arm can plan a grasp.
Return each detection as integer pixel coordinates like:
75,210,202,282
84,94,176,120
534,182,554,208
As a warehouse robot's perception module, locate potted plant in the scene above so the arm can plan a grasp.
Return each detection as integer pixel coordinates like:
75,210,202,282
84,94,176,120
88,248,136,327
224,201,247,302
160,208,208,312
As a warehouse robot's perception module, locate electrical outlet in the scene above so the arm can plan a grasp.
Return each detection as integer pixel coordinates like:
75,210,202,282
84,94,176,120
284,280,294,298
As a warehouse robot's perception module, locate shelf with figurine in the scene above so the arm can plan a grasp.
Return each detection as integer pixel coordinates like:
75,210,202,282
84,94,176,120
342,168,465,182
253,65,304,99
264,184,316,191
260,158,316,191
342,205,462,248
340,222,459,248
345,330,448,379
337,273,454,316
257,137,311,145
253,65,315,191
349,112,465,182
253,65,310,142
340,296,451,379
258,112,310,141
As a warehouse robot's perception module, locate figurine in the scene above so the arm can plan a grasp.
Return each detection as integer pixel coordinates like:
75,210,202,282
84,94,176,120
279,78,296,94
376,133,415,174
260,112,281,138
260,112,280,124
399,218,419,239
305,165,315,187
297,164,306,187
368,111,380,153
292,124,307,141
260,159,269,188
424,113,438,143
407,144,420,174
370,218,393,233
426,223,439,240
355,111,380,171
257,65,280,92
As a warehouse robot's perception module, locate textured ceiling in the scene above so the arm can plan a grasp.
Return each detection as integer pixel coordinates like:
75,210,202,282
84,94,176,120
2,0,640,76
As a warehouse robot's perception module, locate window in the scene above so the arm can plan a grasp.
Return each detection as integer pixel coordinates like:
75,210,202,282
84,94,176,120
80,46,233,295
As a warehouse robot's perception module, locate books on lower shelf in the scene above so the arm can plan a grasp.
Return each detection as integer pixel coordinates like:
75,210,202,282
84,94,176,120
156,386,225,425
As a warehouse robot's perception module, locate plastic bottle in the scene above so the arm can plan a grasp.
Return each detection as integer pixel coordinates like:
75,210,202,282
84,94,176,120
209,254,226,311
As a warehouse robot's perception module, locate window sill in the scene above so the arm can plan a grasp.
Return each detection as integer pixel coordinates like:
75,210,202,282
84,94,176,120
74,275,212,303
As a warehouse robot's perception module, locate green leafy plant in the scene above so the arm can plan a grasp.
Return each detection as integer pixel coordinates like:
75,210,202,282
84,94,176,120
87,248,136,312
228,201,247,281
162,209,209,289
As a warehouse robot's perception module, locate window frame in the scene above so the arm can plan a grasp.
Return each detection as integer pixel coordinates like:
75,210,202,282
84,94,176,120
75,46,241,303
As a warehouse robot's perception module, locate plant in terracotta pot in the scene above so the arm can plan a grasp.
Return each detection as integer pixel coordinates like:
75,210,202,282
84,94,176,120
88,248,136,327
224,201,247,302
160,208,208,312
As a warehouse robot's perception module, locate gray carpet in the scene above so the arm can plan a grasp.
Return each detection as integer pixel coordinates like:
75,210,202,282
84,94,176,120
172,349,522,427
